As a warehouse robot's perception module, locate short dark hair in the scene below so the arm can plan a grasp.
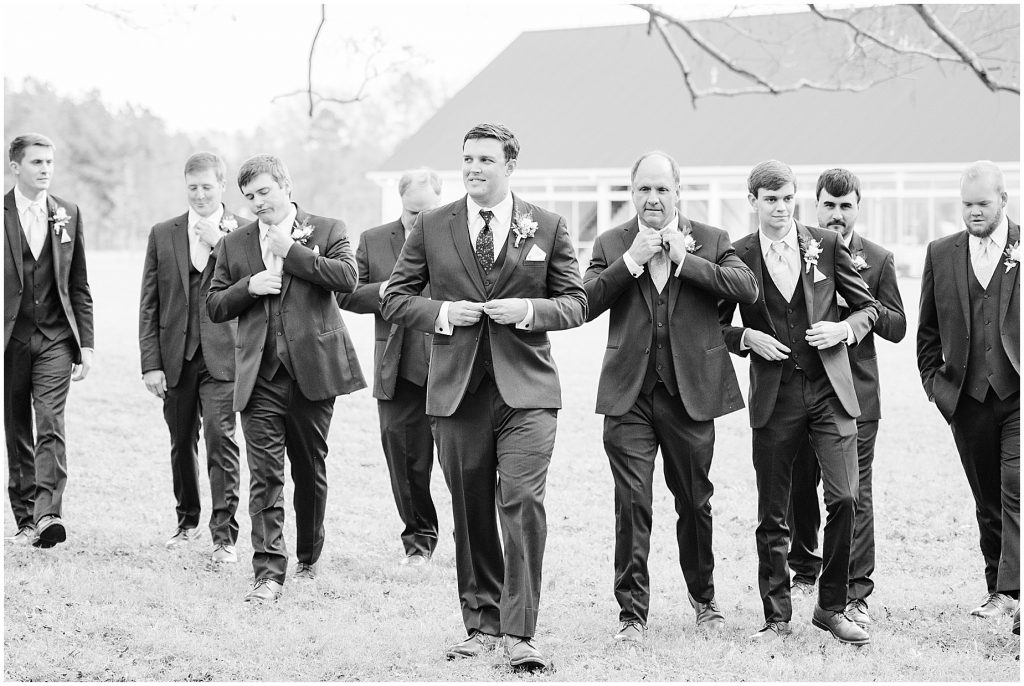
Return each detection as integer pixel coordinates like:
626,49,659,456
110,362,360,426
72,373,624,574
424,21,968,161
9,133,55,164
747,160,797,197
463,123,519,162
815,168,861,203
237,154,291,191
184,152,227,183
630,151,680,187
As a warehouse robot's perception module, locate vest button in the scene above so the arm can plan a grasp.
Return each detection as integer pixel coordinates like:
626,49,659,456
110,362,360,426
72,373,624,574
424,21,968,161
658,322,664,327
644,348,650,354
657,344,663,349
657,364,663,371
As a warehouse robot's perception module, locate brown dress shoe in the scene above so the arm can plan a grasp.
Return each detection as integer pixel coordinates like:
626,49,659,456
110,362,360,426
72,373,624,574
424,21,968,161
32,516,66,548
613,620,647,644
845,598,872,626
504,635,548,671
211,544,237,564
791,579,816,597
400,554,429,567
165,527,196,549
812,604,870,645
244,578,283,602
445,630,499,659
970,592,1017,618
749,621,791,641
688,592,726,629
6,526,35,546
295,562,318,580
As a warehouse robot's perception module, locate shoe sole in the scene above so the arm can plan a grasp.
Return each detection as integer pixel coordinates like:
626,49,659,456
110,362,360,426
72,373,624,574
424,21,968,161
812,617,870,645
508,658,548,671
33,523,66,548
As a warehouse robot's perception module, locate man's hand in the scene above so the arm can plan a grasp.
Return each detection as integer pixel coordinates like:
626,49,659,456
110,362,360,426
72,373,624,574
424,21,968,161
266,223,295,258
806,321,848,349
195,218,223,249
745,329,791,361
627,227,663,266
248,270,283,296
72,347,94,382
143,369,167,399
483,299,528,325
448,301,485,327
662,230,689,264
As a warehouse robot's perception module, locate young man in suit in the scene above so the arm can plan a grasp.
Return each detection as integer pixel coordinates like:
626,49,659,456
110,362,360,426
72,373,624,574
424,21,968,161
4,133,94,548
382,124,586,670
338,168,441,567
786,169,906,627
584,151,758,643
917,160,1019,635
138,152,242,562
721,160,878,644
207,154,366,601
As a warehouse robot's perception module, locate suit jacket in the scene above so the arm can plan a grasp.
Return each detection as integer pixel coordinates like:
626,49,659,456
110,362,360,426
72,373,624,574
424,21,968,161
206,205,366,412
844,231,906,421
721,222,879,428
4,189,94,361
138,208,239,386
338,219,432,400
381,194,587,417
584,215,759,419
917,219,1020,422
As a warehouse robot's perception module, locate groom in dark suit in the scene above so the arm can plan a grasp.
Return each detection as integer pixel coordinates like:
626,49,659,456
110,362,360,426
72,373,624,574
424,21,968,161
721,160,877,644
382,123,586,670
208,154,366,601
917,160,1019,635
584,151,758,643
139,152,242,562
4,133,94,548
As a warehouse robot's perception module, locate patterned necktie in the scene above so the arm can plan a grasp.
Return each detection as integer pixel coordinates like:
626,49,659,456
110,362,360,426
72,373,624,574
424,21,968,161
972,237,996,288
476,210,495,273
768,240,796,300
649,248,669,292
26,203,46,259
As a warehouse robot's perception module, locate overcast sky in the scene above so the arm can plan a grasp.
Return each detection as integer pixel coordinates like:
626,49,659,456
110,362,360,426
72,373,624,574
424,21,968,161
2,0,817,134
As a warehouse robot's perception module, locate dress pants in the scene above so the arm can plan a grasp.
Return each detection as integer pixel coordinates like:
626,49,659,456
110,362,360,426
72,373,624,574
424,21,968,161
950,389,1020,596
378,376,438,557
752,370,858,622
786,439,821,585
162,350,240,544
5,332,74,527
431,374,556,639
604,381,717,625
240,368,334,583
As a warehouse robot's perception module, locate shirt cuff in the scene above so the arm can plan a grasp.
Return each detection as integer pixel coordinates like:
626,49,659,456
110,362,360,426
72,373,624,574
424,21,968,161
844,322,855,345
435,302,454,335
622,252,644,278
740,329,750,350
378,281,387,299
673,250,687,277
515,299,534,330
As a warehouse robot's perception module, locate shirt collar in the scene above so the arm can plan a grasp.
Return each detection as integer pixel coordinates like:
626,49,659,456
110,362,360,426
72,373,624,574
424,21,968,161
639,211,679,234
467,192,514,227
841,230,853,248
971,215,1009,251
758,220,799,258
259,203,298,239
14,186,47,214
188,204,225,232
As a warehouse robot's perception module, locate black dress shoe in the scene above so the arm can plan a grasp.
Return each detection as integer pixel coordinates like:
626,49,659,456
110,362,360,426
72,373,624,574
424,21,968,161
504,635,548,671
295,562,319,580
688,592,726,629
749,621,791,641
32,516,66,548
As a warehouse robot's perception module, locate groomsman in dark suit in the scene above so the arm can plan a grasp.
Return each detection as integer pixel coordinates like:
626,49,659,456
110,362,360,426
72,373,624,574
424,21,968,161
138,152,242,563
338,168,440,566
207,154,365,601
584,151,758,643
4,133,94,548
786,169,906,628
721,160,878,644
917,160,1019,634
382,124,586,670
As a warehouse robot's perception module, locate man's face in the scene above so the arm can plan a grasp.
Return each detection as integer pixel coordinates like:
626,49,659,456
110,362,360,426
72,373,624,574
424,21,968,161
816,189,859,240
631,156,680,230
10,145,54,196
400,184,441,234
186,168,225,218
961,175,1006,238
462,137,514,207
749,183,796,234
241,172,292,226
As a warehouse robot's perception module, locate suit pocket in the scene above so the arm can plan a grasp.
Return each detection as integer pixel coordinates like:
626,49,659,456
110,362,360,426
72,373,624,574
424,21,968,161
432,334,452,346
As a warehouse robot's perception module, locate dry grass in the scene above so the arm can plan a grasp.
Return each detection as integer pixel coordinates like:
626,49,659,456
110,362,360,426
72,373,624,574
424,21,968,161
3,251,1019,681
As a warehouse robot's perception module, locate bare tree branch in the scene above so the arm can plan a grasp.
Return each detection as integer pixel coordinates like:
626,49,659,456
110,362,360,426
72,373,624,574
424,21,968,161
305,4,327,116
912,4,1020,94
84,3,144,29
646,12,699,107
808,4,961,63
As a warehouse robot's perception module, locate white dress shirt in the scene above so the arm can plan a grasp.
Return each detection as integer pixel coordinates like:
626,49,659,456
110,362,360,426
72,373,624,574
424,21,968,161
14,186,48,259
258,203,297,275
969,215,1008,288
622,212,688,279
187,204,224,272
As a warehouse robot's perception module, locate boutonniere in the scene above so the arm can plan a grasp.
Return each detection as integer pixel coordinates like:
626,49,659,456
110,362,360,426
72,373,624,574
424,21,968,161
799,235,822,273
1004,240,1020,273
219,215,238,233
851,251,869,271
291,217,314,245
512,209,538,248
50,206,70,235
682,233,701,254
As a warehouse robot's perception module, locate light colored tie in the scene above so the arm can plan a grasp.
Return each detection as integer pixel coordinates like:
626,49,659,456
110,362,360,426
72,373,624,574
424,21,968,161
261,228,282,273
973,238,996,288
26,203,46,259
768,241,796,300
191,225,211,272
649,249,669,292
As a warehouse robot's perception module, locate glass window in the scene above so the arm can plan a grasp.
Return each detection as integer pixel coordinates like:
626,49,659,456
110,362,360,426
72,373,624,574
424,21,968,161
901,198,932,244
577,201,599,244
683,199,709,223
610,200,633,226
721,198,756,240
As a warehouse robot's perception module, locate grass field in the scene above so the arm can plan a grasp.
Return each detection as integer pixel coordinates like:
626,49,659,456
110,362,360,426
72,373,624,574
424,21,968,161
3,250,1020,681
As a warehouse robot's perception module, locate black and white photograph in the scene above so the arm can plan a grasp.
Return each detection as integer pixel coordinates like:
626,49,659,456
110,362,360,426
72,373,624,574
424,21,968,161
3,0,1020,680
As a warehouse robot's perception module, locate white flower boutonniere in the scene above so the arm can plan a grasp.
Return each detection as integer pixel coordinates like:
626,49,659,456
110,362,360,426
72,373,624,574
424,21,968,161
512,210,538,248
682,233,701,254
1004,240,1020,273
291,217,314,245
220,215,238,233
799,236,823,273
851,251,869,271
51,206,70,235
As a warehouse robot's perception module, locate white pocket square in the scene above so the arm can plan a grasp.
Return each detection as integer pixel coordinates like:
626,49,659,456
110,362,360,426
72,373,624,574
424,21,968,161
312,245,320,256
813,266,827,283
525,245,546,262
60,229,72,244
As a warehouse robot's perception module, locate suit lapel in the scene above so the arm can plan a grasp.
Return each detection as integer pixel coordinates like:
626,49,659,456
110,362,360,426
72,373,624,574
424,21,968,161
450,197,486,298
243,222,264,277
490,194,526,295
667,215,691,315
739,233,775,335
4,190,24,285
45,196,63,282
796,223,816,323
389,222,404,265
952,233,971,330
279,206,304,300
621,219,654,315
172,214,191,301
999,221,1019,327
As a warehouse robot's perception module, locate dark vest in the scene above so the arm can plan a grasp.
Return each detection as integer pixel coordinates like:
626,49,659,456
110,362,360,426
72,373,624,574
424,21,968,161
184,261,203,362
641,273,678,395
12,228,72,344
964,264,1018,403
761,261,824,382
258,293,295,381
466,240,509,394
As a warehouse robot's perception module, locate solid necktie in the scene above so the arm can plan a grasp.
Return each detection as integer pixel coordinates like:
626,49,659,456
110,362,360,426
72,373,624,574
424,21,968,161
769,240,796,300
649,248,669,292
972,237,996,288
476,210,495,273
27,203,46,259
261,227,282,273
191,224,211,272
